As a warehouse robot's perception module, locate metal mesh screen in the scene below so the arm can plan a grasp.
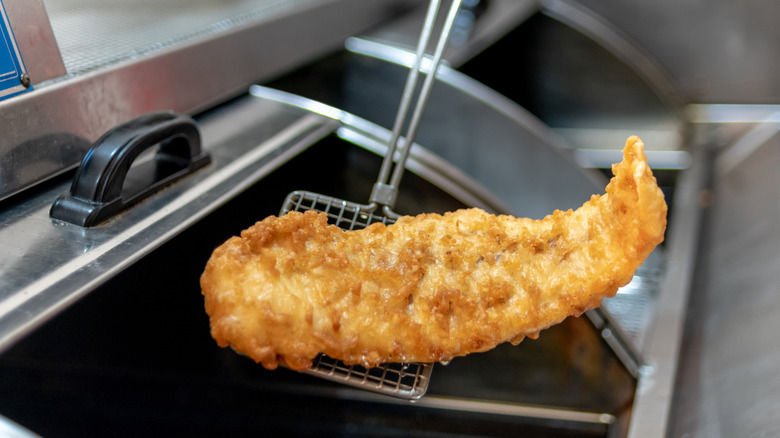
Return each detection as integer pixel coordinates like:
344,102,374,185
281,190,433,400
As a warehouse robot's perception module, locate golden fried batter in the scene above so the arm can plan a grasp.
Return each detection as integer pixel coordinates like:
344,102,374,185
201,136,666,370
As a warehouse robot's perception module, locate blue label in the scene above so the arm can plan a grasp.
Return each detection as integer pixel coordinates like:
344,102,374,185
0,0,31,101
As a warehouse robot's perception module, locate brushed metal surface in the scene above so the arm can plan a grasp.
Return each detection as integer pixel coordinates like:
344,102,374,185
568,0,780,104
669,126,780,437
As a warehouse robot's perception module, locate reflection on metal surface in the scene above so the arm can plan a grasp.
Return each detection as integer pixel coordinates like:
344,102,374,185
0,132,89,189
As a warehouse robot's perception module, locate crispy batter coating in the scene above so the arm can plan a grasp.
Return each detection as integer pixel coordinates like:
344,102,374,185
201,136,667,370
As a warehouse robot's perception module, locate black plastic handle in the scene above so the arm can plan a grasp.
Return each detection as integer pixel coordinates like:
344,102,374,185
50,111,210,226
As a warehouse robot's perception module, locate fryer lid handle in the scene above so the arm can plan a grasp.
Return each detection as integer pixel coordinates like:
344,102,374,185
50,111,210,227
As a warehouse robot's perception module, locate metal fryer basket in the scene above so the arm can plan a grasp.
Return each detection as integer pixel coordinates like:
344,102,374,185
281,190,434,400
273,0,462,400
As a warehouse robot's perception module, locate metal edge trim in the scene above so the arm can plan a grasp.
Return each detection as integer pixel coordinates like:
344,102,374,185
626,142,709,437
338,390,616,426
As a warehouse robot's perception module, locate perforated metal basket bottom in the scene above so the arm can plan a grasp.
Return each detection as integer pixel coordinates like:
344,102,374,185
281,190,433,400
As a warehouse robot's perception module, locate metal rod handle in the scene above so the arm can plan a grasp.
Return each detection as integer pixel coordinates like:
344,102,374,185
374,0,441,188
370,0,463,209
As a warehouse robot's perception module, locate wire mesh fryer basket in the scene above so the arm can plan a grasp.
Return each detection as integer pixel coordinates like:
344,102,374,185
276,0,463,399
281,191,434,400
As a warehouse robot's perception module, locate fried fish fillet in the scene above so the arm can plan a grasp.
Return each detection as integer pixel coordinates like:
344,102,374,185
201,136,667,370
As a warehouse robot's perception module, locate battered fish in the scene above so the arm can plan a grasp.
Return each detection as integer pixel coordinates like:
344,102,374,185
201,136,666,370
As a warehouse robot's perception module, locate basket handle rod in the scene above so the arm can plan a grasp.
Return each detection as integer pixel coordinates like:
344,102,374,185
369,0,463,209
